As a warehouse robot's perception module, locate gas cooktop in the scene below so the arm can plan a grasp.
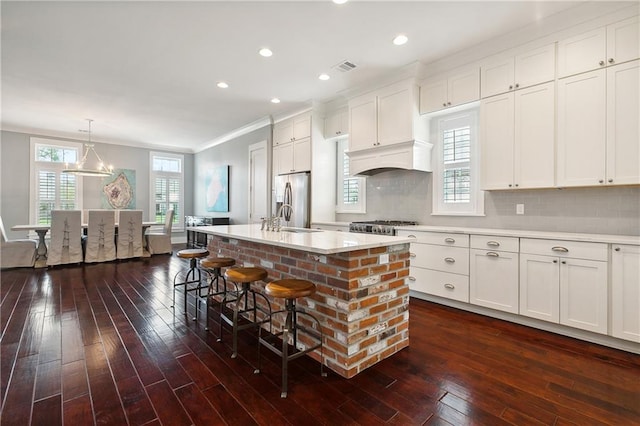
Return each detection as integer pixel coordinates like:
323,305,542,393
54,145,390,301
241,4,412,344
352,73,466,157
349,220,418,235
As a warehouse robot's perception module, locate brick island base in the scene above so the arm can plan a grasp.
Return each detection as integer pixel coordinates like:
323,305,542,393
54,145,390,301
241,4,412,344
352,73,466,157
207,235,410,378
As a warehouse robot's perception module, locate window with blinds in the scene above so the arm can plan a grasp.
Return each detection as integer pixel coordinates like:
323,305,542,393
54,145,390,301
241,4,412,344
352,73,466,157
150,152,184,231
432,110,483,216
31,139,82,224
442,126,471,204
336,138,366,213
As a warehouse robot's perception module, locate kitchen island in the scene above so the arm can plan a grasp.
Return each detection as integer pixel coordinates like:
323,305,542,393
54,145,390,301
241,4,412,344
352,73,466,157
192,224,413,378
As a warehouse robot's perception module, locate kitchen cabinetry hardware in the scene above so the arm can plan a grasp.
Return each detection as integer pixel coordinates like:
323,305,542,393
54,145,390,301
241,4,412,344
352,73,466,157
444,238,455,243
515,84,520,88
552,246,569,252
609,58,615,64
599,179,604,183
419,67,479,114
408,276,416,281
562,261,567,264
444,257,456,263
444,283,455,290
410,253,416,258
509,85,513,90
600,60,605,66
486,252,500,257
486,241,500,247
614,247,621,251
553,259,558,263
608,179,613,183
407,235,417,238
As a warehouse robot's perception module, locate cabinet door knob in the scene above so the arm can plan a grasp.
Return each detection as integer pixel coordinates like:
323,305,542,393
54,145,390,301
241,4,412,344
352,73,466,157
553,259,558,264
599,60,605,66
599,179,604,183
608,178,613,183
443,103,447,107
562,261,567,264
614,247,621,252
447,101,451,106
515,83,519,88
444,283,455,290
509,85,513,90
508,184,513,187
514,184,519,187
608,58,614,64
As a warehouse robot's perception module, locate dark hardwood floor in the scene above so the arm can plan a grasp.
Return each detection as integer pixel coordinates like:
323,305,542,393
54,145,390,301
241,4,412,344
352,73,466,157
1,250,639,425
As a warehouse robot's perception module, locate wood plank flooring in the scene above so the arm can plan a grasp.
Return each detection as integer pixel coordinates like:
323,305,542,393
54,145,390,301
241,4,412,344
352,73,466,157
1,250,639,425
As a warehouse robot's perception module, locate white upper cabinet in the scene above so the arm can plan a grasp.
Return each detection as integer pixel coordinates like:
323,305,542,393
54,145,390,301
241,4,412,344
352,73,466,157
324,109,348,140
481,43,556,98
419,67,480,114
558,16,639,78
349,80,425,152
273,112,311,145
480,82,555,190
273,137,310,175
606,60,640,185
558,60,639,187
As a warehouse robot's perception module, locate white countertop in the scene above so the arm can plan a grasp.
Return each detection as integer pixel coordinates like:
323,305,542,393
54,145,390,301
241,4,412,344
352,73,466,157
190,224,413,254
395,225,640,246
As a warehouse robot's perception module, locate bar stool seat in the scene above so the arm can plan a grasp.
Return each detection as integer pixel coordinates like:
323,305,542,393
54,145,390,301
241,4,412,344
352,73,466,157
201,257,236,333
173,248,210,322
255,278,326,398
220,267,272,358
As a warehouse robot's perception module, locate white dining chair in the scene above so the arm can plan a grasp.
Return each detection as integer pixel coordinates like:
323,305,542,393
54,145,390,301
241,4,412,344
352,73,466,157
0,216,37,268
117,210,143,259
147,209,174,255
84,210,116,263
47,210,83,266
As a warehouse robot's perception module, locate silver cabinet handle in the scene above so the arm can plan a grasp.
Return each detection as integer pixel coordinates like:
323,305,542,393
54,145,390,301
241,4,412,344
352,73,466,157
408,276,416,281
553,259,558,264
608,58,614,64
407,234,417,239
444,257,455,263
486,241,500,247
442,102,447,107
608,179,613,183
444,283,455,290
515,83,520,88
444,237,455,244
599,60,605,66
409,253,416,258
552,246,569,253
486,252,499,257
509,85,513,90
447,101,451,106
599,179,604,183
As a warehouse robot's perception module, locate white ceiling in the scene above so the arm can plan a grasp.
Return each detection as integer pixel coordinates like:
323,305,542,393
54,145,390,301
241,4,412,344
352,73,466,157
1,0,596,152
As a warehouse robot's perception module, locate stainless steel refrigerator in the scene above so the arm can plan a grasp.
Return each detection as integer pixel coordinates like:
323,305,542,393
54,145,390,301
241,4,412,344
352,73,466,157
273,171,310,228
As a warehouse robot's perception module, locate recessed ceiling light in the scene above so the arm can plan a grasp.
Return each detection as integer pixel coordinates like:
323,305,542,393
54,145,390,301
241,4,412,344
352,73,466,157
393,34,409,46
271,98,281,104
318,73,330,81
259,48,273,57
216,81,229,89
333,0,348,4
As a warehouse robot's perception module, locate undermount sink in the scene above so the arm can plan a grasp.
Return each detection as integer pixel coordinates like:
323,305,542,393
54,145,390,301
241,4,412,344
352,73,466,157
280,228,322,234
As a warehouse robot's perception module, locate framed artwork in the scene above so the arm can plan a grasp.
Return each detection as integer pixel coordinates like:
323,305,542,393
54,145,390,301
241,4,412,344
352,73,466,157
102,169,136,209
206,165,229,212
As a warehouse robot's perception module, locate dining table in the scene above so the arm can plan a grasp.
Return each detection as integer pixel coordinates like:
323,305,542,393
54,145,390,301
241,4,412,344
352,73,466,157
11,221,160,268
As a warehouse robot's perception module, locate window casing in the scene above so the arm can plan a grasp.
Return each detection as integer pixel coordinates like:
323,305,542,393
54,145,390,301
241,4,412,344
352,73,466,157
336,138,366,214
432,110,484,216
30,138,83,225
150,152,184,232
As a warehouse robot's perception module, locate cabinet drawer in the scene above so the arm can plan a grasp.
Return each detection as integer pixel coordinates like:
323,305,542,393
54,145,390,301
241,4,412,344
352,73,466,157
520,238,607,261
408,267,469,302
471,235,519,252
410,244,469,275
398,230,469,247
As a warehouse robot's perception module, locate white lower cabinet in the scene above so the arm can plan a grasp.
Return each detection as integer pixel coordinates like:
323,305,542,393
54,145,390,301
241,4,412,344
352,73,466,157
398,230,469,303
470,235,519,314
519,238,608,334
611,244,640,342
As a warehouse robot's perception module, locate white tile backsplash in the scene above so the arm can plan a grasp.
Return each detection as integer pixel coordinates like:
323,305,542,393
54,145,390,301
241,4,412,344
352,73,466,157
337,170,640,236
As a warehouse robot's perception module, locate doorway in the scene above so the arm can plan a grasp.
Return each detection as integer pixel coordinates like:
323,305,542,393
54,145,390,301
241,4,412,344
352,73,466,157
248,141,268,224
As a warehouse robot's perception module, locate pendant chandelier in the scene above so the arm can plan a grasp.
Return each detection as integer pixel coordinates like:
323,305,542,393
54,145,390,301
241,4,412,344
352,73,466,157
62,119,114,177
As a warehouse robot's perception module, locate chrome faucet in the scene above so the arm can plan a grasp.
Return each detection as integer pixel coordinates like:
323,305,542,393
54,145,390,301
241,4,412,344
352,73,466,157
275,203,293,231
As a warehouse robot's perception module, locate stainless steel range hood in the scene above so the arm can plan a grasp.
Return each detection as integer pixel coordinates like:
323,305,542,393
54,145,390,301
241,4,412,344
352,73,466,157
346,140,433,176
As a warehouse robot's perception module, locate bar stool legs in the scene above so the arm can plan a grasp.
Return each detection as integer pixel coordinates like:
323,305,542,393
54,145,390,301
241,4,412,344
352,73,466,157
200,257,236,333
220,267,272,359
255,279,326,398
172,249,211,321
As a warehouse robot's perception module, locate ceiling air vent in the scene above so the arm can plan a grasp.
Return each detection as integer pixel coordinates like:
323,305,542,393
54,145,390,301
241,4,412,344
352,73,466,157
333,60,357,72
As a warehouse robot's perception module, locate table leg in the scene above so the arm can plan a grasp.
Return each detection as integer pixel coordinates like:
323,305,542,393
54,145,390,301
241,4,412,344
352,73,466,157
34,229,48,268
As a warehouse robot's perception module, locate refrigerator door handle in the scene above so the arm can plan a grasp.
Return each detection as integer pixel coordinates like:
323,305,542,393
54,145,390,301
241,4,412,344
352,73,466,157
284,182,293,222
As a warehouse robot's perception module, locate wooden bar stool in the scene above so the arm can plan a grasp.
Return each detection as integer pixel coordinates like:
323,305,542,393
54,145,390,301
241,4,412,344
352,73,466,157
255,279,326,398
200,256,236,333
172,248,210,322
221,267,272,358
